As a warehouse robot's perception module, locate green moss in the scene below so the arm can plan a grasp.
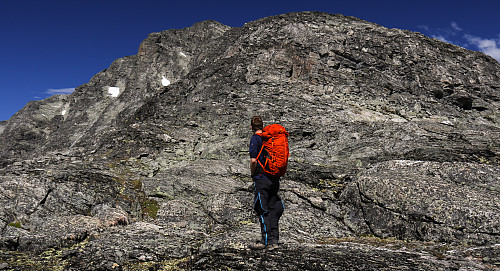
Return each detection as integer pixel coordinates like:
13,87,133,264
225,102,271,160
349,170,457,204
8,221,22,228
0,247,69,271
143,199,159,219
107,158,162,220
238,219,254,226
123,257,189,270
131,179,143,190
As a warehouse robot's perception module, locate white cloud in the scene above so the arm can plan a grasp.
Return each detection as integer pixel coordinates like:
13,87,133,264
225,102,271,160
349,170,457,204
417,21,500,62
46,88,75,95
451,22,462,31
418,25,430,31
431,35,452,44
465,35,500,62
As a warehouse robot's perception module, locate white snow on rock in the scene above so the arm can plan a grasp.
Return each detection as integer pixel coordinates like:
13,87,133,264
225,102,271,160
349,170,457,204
61,103,70,117
161,76,171,86
108,87,120,97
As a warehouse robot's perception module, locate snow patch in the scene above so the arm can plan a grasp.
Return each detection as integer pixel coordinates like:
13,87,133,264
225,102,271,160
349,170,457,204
61,103,70,118
161,76,171,86
108,87,120,97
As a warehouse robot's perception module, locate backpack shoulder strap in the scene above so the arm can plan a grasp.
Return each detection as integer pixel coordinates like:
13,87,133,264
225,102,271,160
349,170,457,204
254,133,266,170
254,132,263,157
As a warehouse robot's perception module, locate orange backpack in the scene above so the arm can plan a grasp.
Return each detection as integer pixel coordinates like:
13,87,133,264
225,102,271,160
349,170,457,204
256,124,290,178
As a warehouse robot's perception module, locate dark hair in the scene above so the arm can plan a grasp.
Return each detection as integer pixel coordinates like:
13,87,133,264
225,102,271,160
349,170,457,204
251,116,263,130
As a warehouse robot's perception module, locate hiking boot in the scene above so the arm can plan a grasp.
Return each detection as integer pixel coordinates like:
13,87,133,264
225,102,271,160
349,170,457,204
248,242,267,250
266,243,279,250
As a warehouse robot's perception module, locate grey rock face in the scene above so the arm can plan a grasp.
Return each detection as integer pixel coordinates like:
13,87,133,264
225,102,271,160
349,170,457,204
0,20,231,162
1,11,499,270
0,121,6,136
341,161,500,244
0,95,69,160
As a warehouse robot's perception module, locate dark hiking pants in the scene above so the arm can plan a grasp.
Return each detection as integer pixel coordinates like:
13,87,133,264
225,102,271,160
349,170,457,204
253,177,284,245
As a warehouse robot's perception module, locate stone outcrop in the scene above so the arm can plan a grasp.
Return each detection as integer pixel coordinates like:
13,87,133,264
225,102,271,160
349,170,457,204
0,12,499,270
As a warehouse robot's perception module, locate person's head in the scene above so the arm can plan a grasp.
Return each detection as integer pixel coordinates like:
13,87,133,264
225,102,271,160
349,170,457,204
251,116,263,132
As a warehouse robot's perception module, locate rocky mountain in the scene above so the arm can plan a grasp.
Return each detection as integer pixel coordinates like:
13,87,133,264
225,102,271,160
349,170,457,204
1,11,499,270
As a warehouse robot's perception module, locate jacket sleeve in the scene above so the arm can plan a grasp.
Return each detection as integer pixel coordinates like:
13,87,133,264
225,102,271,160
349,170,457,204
249,135,262,159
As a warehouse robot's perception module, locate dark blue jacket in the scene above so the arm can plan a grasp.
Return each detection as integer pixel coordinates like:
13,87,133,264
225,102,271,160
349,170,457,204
249,134,268,180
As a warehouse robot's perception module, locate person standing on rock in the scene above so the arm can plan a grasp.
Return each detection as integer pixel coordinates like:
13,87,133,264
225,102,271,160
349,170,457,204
248,116,285,250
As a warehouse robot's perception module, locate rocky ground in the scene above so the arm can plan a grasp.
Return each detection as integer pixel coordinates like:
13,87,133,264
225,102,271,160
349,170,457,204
1,12,499,270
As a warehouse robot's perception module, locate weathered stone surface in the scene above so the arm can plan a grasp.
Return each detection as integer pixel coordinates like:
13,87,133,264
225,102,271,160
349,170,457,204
0,11,499,270
187,240,500,270
341,161,500,244
0,121,6,136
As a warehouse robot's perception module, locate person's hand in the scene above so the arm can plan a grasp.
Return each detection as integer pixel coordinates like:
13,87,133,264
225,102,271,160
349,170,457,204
248,182,254,192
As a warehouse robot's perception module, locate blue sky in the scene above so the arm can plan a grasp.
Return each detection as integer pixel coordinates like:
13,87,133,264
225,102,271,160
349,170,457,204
1,0,499,121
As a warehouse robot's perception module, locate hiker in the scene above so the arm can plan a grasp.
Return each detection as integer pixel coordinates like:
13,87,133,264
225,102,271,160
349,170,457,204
248,116,286,250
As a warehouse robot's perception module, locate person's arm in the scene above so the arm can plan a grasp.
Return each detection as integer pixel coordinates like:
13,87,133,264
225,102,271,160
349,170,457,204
249,133,263,177
250,158,257,177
